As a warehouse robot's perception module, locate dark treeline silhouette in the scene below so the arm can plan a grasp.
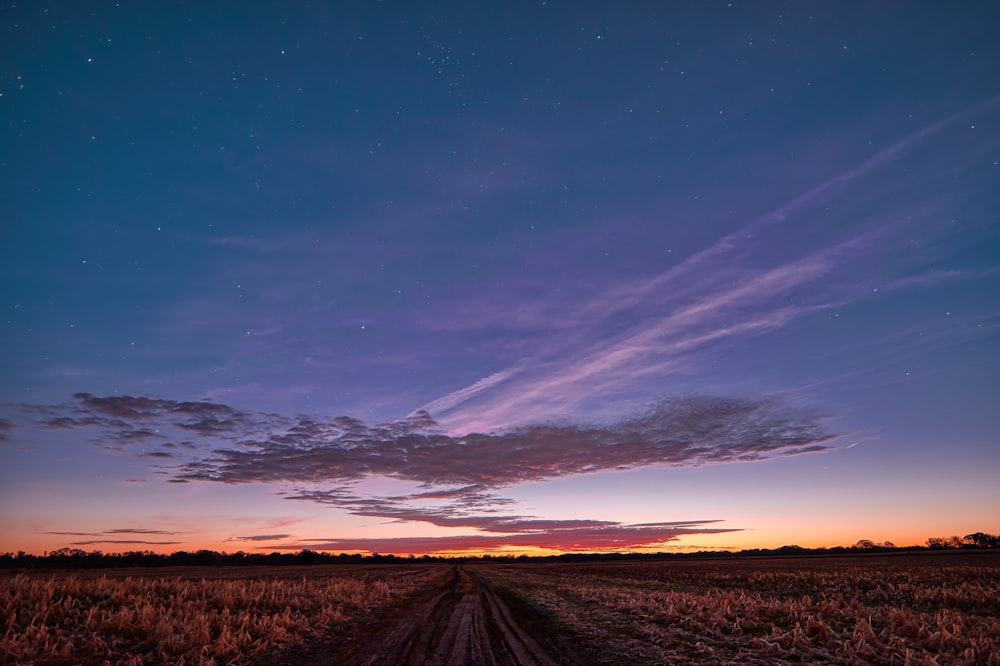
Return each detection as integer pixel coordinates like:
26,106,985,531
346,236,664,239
2,532,997,570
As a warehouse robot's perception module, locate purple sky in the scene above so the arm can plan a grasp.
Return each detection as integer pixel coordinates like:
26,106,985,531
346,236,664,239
2,2,998,555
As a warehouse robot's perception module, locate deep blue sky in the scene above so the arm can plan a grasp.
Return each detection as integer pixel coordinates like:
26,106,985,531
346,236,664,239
2,2,998,555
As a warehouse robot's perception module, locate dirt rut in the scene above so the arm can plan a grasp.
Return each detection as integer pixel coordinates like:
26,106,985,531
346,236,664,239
340,565,570,666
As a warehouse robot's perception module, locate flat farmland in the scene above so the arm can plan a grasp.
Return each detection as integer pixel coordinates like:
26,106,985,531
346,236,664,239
3,551,999,665
1,563,447,665
471,551,1000,665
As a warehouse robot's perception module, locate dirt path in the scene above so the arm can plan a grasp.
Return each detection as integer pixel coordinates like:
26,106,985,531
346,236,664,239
331,565,575,666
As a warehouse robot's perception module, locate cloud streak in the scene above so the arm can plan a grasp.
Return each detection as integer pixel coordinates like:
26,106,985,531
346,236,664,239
44,528,183,548
68,539,183,546
418,101,1000,433
228,534,293,542
280,487,742,554
46,528,179,537
276,520,739,555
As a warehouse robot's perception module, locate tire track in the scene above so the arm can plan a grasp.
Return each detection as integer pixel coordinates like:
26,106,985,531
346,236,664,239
342,565,568,666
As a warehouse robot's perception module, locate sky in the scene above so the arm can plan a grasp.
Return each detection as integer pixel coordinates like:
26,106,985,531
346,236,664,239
1,2,998,557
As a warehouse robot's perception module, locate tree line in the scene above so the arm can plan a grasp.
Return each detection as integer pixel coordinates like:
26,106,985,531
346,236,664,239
1,532,996,570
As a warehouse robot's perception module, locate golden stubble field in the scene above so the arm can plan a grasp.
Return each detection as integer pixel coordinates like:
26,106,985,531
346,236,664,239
1,563,447,665
472,551,1000,665
3,551,999,665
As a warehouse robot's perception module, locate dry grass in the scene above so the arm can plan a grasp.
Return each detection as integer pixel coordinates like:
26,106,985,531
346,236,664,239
6,554,997,664
1,565,442,665
473,553,1000,665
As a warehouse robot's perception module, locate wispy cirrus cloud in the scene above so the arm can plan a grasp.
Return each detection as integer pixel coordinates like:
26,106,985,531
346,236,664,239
417,101,1000,433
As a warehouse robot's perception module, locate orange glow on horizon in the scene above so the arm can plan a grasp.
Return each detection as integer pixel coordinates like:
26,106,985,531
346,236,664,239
6,531,956,559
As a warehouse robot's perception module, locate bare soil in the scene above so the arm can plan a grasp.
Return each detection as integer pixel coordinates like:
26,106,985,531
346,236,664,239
293,564,586,666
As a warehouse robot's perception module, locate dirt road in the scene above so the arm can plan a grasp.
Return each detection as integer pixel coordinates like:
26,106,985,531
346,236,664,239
332,565,577,666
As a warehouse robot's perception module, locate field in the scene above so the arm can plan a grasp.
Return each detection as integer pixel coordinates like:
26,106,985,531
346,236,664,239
1,564,446,665
472,551,1000,665
3,551,999,665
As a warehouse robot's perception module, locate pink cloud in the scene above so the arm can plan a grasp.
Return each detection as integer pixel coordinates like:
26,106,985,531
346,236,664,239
272,520,739,555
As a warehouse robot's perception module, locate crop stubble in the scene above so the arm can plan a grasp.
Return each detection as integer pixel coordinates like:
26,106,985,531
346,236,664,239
3,551,998,665
1,564,442,665
472,552,1000,665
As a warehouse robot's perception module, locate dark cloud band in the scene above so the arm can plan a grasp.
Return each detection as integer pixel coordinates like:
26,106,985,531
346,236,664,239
22,392,836,552
172,396,835,488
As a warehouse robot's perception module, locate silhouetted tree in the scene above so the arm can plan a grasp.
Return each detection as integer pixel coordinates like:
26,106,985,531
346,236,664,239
963,532,1000,548
927,535,965,549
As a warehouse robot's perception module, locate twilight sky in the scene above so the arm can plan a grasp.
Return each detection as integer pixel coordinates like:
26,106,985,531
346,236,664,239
2,2,998,556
